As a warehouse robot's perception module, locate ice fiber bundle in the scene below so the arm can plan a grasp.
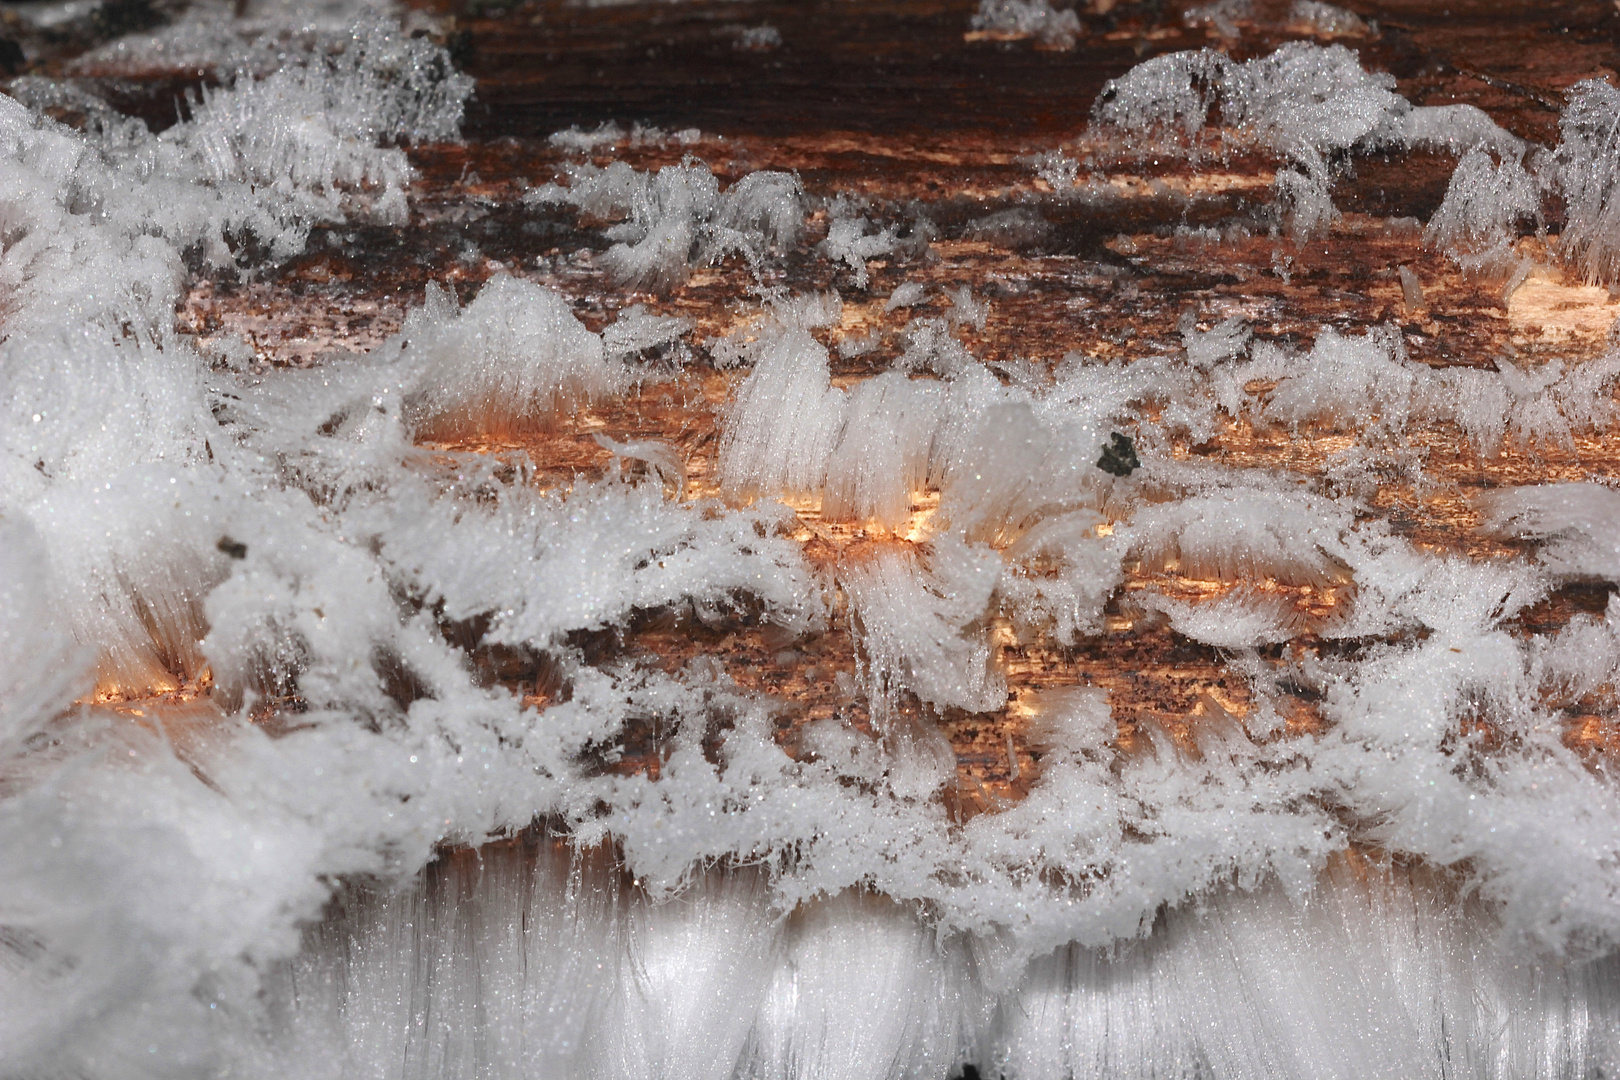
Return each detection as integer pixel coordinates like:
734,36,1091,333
1556,77,1620,285
530,163,805,290
1263,325,1417,433
0,93,189,338
1481,482,1620,579
717,326,849,501
1122,488,1353,589
842,539,1005,720
1422,78,1620,285
393,275,624,439
818,206,902,289
998,510,1123,643
1425,147,1543,276
1092,42,1405,162
143,14,470,246
908,351,1147,545
1091,47,1231,145
380,476,824,649
821,372,946,528
1094,42,1522,237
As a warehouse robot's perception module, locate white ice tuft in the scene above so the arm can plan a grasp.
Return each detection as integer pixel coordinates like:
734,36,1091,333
1426,148,1542,275
969,0,1082,50
818,209,900,289
530,163,804,291
842,539,1006,720
1094,42,1522,239
1556,78,1620,284
396,275,623,439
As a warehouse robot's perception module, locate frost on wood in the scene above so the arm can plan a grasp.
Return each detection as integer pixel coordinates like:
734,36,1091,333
1286,0,1371,38
818,207,901,289
16,6,1620,1078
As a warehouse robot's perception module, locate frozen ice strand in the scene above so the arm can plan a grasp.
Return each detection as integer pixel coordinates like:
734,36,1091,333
1146,588,1303,647
1093,42,1407,162
253,835,1620,1080
988,866,1620,1080
1401,103,1527,158
1183,0,1251,38
1181,313,1251,369
1265,326,1419,433
0,327,231,692
930,393,1112,546
594,870,779,1080
1171,321,1620,457
601,165,720,291
1274,165,1340,240
140,15,467,244
998,510,1123,644
706,169,806,263
884,280,928,312
818,210,900,289
895,316,975,376
1122,488,1353,588
0,16,469,338
1100,40,1620,286
1427,147,1543,275
601,304,692,359
1093,42,1522,237
265,841,625,1080
1091,48,1232,145
594,433,688,498
1286,0,1371,38
378,477,824,650
68,0,442,78
1481,482,1620,578
1220,43,1405,165
0,519,86,758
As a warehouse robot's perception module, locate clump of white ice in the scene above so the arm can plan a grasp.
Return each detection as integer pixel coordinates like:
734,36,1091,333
969,0,1082,50
818,205,901,289
393,275,624,439
1555,78,1620,285
1286,0,1371,37
529,162,804,290
1094,41,1522,240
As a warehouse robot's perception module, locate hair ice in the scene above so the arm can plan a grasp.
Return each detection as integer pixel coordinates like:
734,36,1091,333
969,0,1082,50
532,163,804,291
394,275,624,439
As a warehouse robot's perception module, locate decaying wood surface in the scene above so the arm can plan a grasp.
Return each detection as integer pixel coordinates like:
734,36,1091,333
35,0,1620,815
